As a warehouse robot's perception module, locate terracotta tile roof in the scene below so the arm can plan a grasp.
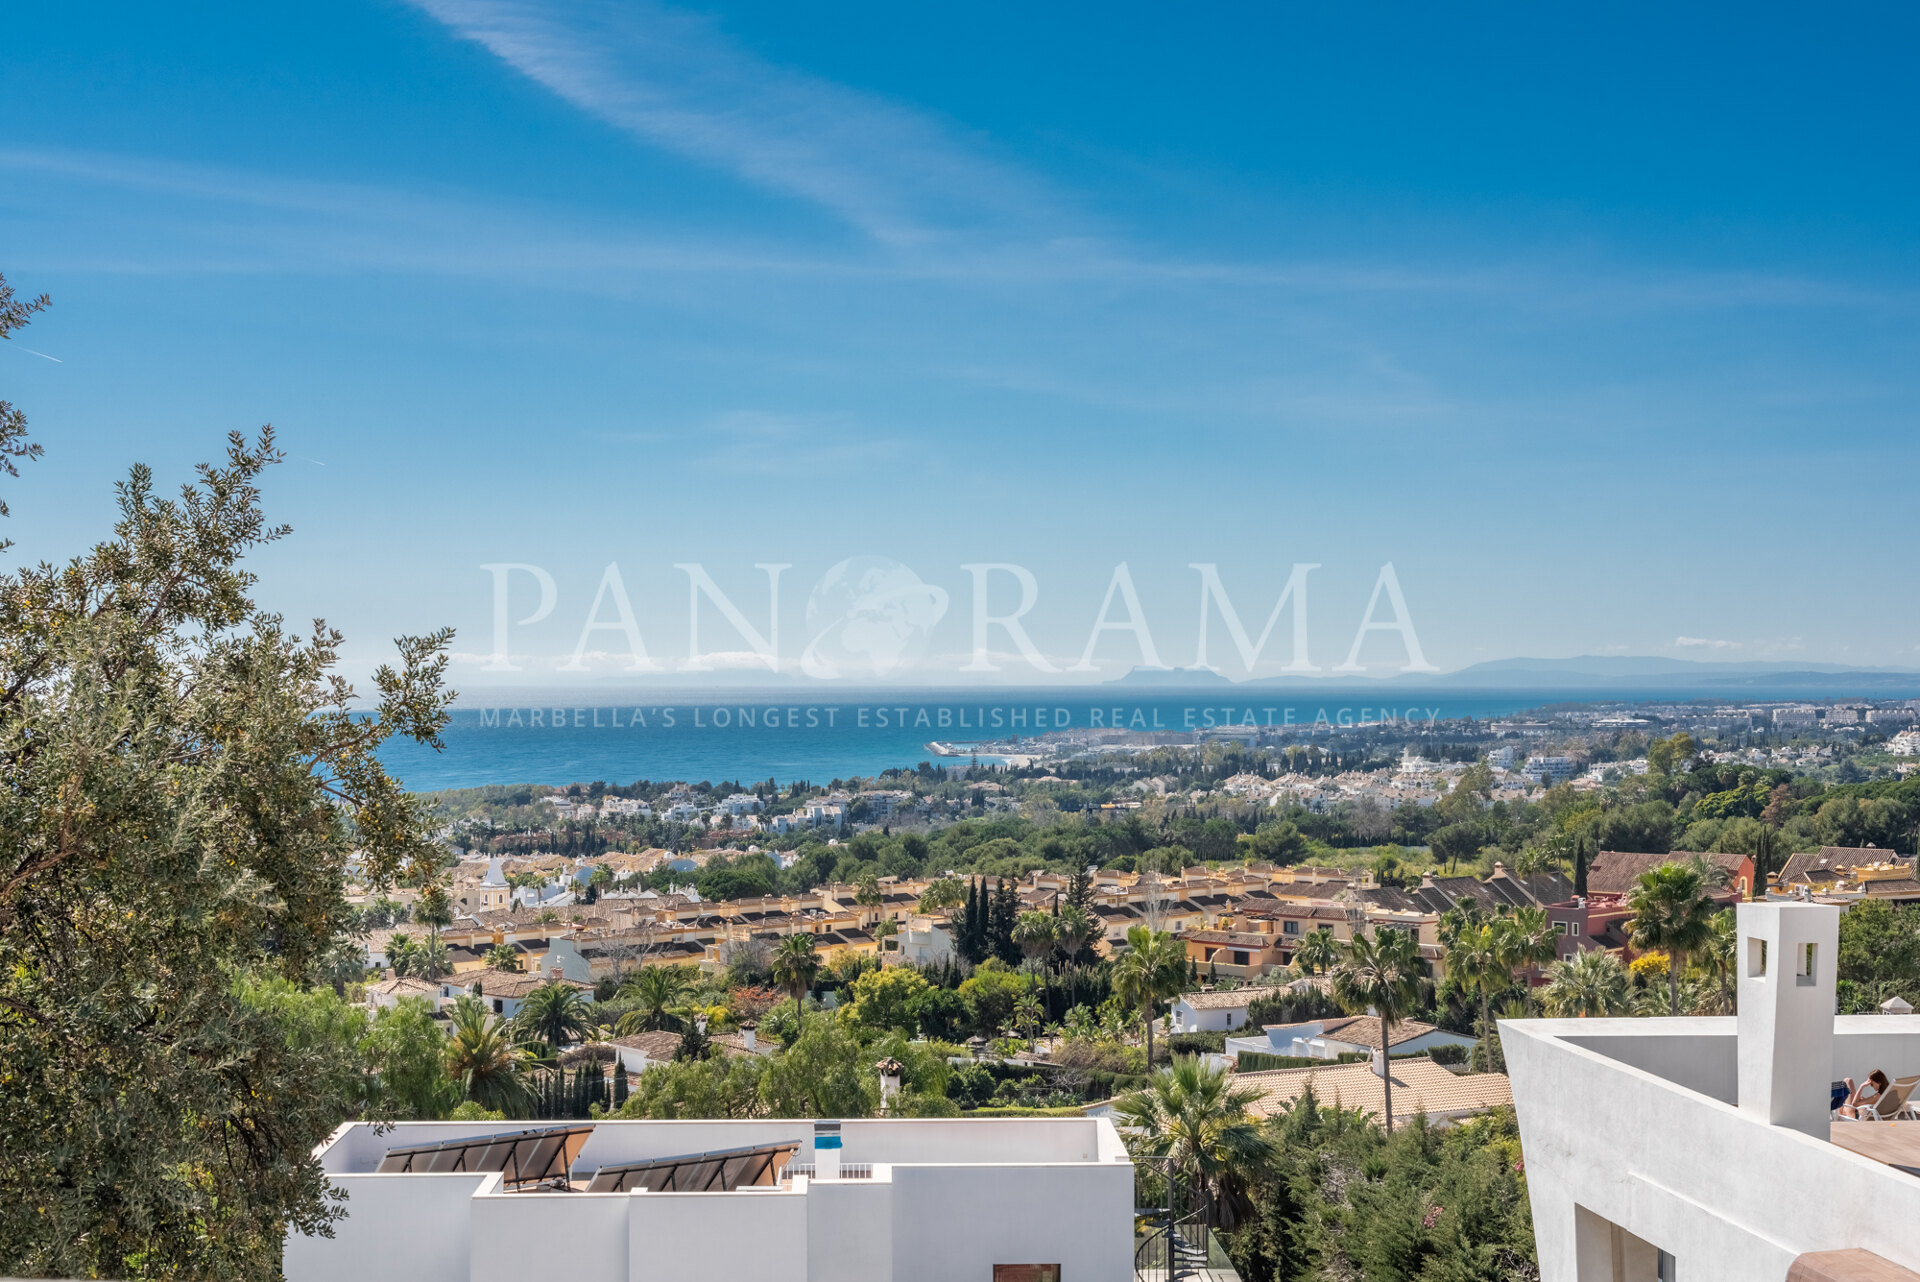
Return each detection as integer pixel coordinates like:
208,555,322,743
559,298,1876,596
366,976,439,999
1234,1057,1512,1123
1779,849,1915,885
444,968,592,998
607,1030,684,1061
1289,1015,1443,1050
710,1031,772,1059
1586,849,1749,895
1176,989,1259,1010
1185,930,1284,948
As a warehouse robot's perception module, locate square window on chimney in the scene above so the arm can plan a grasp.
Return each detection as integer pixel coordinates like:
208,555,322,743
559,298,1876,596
1746,938,1768,979
1797,942,1817,987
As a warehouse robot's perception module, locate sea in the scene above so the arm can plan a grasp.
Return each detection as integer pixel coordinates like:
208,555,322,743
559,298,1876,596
375,687,1719,793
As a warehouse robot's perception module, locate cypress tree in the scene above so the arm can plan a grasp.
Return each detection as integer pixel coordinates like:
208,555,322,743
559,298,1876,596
990,878,1020,965
613,1059,629,1108
962,878,986,963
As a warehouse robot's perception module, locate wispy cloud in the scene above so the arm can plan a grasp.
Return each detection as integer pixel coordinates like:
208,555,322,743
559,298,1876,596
407,0,1066,249
1674,636,1743,649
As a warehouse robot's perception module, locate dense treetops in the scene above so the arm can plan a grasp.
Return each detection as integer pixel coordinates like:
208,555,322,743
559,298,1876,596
0,278,457,1281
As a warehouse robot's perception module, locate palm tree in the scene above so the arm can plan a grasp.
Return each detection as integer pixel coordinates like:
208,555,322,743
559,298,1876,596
1448,923,1507,1064
1112,926,1188,1068
616,964,695,1034
1014,991,1045,1046
1328,929,1425,1134
387,931,419,977
1437,898,1488,950
1293,926,1340,977
417,881,452,945
516,981,591,1053
770,932,822,1019
853,873,884,927
1627,859,1720,1015
484,944,522,972
1055,904,1101,1006
1698,908,1738,1014
405,935,450,981
872,916,900,954
445,996,531,1112
917,877,966,918
1501,905,1560,986
1013,910,1058,968
1114,1057,1274,1228
1542,948,1631,1018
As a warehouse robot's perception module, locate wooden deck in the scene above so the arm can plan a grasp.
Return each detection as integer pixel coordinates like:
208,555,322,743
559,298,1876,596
1830,1120,1920,1175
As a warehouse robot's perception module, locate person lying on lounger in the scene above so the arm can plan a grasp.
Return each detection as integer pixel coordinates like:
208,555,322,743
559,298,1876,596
1837,1070,1892,1119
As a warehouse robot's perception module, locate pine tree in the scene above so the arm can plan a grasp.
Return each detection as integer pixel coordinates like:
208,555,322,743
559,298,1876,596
1065,867,1094,913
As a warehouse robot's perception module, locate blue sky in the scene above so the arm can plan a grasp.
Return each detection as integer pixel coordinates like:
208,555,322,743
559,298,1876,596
3,2,1917,688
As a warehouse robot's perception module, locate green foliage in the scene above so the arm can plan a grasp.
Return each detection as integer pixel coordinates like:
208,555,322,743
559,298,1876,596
1166,1030,1229,1055
958,960,1032,1038
1227,1092,1535,1282
1626,857,1721,1016
617,1054,768,1119
1329,931,1426,1134
1836,900,1920,1013
771,933,823,1007
445,997,533,1112
1244,985,1344,1029
1113,926,1189,1065
0,414,453,1280
759,1017,883,1117
515,982,592,1051
615,965,696,1034
845,965,932,1033
1542,949,1631,1018
1118,1057,1273,1227
363,998,462,1119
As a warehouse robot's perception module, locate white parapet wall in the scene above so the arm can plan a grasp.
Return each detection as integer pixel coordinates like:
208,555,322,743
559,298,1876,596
1504,901,1920,1282
287,1117,1133,1282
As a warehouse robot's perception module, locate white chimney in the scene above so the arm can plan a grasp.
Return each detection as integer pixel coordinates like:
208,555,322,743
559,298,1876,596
741,1022,757,1052
813,1120,842,1180
1736,901,1840,1139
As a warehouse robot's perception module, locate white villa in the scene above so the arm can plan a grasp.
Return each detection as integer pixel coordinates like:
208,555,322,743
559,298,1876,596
1505,901,1920,1281
285,1116,1133,1282
1169,988,1259,1033
1226,1015,1477,1063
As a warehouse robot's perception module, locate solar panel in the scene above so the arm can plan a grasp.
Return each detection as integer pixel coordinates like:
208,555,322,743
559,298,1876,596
376,1126,595,1189
582,1140,800,1193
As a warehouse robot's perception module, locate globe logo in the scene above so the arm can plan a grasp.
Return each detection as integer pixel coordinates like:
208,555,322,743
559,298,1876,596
801,557,950,680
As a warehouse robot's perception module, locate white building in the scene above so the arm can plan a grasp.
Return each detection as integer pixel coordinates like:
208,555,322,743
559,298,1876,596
1523,755,1577,784
436,968,594,1020
804,802,847,828
1169,989,1260,1033
1227,1015,1477,1063
719,793,764,816
1505,901,1920,1282
286,1117,1133,1282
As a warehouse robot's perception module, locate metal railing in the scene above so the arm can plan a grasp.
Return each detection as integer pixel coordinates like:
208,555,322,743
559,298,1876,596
1132,1156,1240,1282
783,1162,874,1180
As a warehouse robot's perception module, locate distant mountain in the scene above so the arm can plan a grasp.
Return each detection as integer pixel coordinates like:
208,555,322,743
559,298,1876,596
1418,656,1920,691
1103,654,1920,696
